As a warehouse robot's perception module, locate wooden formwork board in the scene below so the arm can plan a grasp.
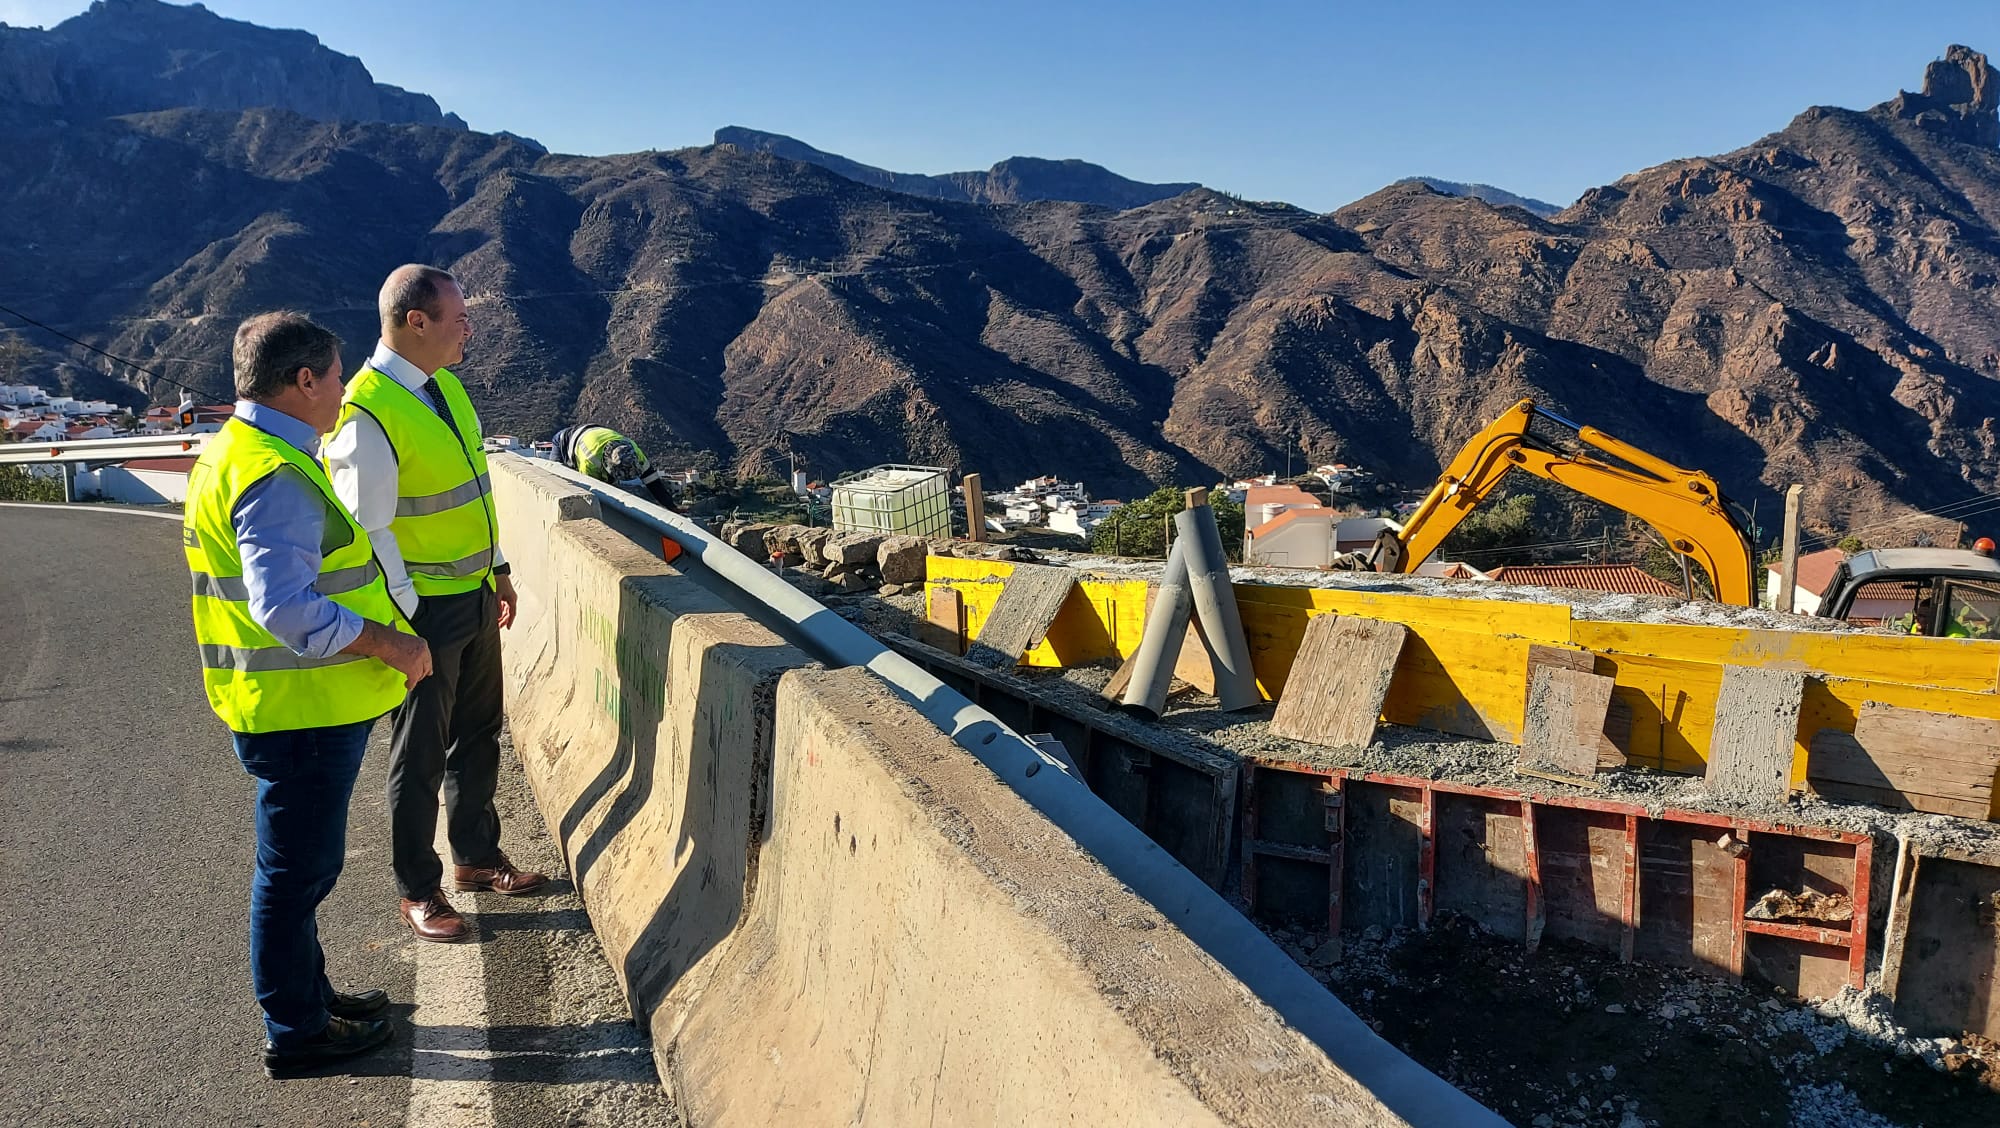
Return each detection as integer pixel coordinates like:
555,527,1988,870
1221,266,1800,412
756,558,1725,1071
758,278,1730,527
1239,762,1872,994
1704,666,1807,804
1881,840,2000,1043
1519,665,1616,785
920,586,965,655
1807,704,2000,819
1525,644,1626,767
1268,615,1407,748
965,563,1077,667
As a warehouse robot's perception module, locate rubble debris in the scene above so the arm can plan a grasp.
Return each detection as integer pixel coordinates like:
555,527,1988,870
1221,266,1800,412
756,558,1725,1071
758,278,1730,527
1746,888,1855,926
1282,916,2000,1127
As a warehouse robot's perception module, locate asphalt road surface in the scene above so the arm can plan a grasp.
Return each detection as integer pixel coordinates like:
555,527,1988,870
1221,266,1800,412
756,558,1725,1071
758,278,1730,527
0,503,681,1128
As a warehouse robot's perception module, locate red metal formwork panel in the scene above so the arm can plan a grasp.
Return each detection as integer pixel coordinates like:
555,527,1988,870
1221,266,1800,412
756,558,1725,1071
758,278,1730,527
1239,762,1872,992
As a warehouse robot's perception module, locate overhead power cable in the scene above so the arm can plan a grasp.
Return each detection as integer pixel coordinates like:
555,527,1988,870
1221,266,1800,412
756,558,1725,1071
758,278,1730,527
1799,489,2000,550
0,300,209,398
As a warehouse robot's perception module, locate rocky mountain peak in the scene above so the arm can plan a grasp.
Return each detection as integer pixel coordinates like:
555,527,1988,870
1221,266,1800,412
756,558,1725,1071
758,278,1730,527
1876,44,1996,147
0,0,465,129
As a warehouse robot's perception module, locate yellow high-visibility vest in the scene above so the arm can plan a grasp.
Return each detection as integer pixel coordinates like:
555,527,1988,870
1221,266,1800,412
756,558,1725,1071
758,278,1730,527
336,365,497,597
572,426,648,480
184,418,412,733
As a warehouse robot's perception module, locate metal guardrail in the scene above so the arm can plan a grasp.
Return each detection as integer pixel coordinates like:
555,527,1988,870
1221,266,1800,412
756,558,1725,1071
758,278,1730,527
0,433,209,464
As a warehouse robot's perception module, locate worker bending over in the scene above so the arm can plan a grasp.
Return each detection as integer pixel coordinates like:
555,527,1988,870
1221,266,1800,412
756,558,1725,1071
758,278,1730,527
551,424,675,507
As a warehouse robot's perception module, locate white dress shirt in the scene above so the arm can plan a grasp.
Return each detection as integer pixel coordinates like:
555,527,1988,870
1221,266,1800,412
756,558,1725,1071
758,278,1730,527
326,342,503,617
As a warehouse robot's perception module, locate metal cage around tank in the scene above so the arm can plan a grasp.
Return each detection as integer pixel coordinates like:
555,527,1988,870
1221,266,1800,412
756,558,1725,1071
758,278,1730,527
829,464,952,539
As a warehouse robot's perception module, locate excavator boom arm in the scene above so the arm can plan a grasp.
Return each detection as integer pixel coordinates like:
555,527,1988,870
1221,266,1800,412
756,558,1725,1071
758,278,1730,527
1378,400,1756,606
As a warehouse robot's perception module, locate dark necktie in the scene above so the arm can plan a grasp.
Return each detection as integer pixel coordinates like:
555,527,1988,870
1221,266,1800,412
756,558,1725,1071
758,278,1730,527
421,377,463,442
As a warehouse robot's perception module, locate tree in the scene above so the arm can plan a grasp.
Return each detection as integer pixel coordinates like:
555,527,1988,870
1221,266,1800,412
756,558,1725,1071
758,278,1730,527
1087,487,1245,561
0,464,63,503
1836,535,1865,555
1437,492,1539,565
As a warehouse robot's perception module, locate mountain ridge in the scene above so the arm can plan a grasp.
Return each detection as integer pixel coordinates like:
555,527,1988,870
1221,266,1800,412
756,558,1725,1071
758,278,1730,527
713,125,1203,209
2,6,1997,543
1391,177,1561,217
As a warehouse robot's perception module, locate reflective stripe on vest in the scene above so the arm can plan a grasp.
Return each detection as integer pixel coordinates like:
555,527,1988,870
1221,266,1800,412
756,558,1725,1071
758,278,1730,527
198,643,370,673
336,365,496,597
191,560,381,601
396,472,493,518
403,548,494,580
184,418,413,734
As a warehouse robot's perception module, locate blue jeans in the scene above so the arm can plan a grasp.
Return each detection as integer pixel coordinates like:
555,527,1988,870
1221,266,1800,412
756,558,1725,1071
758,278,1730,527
231,719,373,1048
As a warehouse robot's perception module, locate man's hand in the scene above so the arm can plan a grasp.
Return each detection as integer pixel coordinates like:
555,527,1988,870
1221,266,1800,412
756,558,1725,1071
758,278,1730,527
380,631,434,689
345,620,433,689
496,573,517,630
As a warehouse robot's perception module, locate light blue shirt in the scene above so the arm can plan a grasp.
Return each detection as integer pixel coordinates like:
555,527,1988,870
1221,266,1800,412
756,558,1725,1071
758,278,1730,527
230,400,364,658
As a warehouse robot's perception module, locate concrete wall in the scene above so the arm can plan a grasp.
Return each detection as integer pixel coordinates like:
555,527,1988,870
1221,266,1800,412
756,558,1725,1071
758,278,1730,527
488,455,1448,1127
82,466,188,504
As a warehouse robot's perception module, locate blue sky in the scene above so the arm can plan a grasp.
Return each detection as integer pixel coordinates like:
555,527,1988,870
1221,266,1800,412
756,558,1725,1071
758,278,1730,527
5,1,1998,211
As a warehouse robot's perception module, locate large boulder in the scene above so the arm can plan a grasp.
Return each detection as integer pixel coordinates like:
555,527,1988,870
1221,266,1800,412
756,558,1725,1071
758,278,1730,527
876,536,928,585
763,524,809,565
827,532,887,566
723,522,777,557
796,528,835,568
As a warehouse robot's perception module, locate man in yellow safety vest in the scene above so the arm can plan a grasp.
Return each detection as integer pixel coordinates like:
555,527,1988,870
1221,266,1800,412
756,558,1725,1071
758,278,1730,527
185,311,432,1077
326,265,547,946
549,423,677,507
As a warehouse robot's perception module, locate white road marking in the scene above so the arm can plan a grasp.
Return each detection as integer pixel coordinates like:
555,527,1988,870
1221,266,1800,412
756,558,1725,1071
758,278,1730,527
406,817,497,1127
399,753,679,1125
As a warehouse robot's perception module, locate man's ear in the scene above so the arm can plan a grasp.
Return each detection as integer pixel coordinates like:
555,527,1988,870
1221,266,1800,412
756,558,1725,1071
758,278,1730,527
294,366,320,395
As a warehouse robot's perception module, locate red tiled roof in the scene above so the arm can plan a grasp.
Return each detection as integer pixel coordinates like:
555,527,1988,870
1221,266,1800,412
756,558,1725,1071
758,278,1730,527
124,457,197,472
1249,507,1331,539
1244,484,1319,508
1765,546,1846,598
1486,563,1682,596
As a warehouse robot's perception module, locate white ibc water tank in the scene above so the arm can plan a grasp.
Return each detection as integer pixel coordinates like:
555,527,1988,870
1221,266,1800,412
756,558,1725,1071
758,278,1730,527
830,464,952,538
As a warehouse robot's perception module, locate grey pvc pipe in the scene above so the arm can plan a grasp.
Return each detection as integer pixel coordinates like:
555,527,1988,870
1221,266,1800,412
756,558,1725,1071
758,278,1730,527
1175,502,1261,711
518,457,1502,1125
1119,537,1192,719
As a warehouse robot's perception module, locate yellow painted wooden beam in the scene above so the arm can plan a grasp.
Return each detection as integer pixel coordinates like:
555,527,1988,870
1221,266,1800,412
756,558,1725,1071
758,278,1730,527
924,554,2000,819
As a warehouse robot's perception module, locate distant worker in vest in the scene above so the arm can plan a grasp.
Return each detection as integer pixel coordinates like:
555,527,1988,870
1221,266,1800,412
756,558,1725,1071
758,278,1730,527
326,264,549,946
550,423,677,507
185,311,433,1077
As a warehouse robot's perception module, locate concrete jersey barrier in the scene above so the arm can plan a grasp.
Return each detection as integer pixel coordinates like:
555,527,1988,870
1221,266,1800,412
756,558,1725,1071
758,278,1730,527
489,456,1491,1126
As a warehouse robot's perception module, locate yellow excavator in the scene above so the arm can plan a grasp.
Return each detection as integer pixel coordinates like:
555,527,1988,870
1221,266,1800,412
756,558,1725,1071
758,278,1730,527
1353,398,1757,604
1348,397,2000,629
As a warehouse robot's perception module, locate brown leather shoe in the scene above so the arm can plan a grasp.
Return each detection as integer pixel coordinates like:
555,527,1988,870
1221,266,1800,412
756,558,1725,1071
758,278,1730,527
453,854,548,896
400,891,470,943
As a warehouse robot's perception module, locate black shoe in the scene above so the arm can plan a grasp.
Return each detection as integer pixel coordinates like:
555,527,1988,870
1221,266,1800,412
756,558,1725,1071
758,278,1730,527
262,1015,393,1078
328,989,389,1020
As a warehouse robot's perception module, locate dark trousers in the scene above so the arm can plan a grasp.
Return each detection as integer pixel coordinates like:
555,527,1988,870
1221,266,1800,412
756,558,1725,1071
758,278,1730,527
232,718,374,1048
388,585,505,900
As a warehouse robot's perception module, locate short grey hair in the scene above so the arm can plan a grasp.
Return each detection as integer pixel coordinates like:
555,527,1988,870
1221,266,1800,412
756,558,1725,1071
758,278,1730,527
232,311,340,401
379,264,460,333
